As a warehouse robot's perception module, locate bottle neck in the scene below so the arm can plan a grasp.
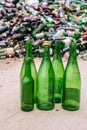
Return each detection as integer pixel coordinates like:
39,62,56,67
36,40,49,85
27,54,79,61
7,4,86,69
25,40,33,59
43,45,50,60
24,58,31,76
68,43,77,63
53,44,62,60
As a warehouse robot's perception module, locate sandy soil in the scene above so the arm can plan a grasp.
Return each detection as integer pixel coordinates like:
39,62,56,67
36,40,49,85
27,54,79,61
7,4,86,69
0,57,87,130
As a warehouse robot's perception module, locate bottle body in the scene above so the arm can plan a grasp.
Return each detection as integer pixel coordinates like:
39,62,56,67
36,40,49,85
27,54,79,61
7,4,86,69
31,60,38,103
52,42,64,103
37,41,55,110
62,40,81,111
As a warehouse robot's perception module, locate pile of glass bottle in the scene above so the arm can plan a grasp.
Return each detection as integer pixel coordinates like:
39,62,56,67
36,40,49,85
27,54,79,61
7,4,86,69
20,39,81,111
0,0,87,58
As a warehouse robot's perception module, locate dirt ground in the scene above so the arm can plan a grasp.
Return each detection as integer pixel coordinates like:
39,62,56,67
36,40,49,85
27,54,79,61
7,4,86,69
0,57,87,130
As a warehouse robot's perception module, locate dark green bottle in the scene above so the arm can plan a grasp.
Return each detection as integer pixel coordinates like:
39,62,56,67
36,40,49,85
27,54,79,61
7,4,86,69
5,13,14,21
39,0,44,2
52,40,64,103
20,40,37,103
0,52,7,59
12,0,20,4
0,25,8,34
37,41,55,110
20,40,34,111
62,39,81,111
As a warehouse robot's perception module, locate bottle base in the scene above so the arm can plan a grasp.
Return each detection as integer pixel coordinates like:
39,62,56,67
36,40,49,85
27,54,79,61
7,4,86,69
37,103,54,111
62,105,79,111
21,103,34,112
62,100,80,111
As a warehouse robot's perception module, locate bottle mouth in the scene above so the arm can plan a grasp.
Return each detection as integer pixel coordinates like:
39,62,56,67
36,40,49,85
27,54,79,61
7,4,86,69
70,38,76,43
43,41,50,46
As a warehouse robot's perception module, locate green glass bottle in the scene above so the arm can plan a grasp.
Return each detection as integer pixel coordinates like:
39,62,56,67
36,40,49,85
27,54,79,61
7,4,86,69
20,40,34,111
12,0,20,4
32,22,47,36
0,25,8,34
82,4,87,9
43,15,55,24
73,32,81,40
48,1,64,5
0,52,7,59
20,40,38,103
39,0,43,2
69,15,82,25
71,0,83,5
65,31,81,40
52,40,64,103
5,13,14,21
62,39,81,111
37,41,55,110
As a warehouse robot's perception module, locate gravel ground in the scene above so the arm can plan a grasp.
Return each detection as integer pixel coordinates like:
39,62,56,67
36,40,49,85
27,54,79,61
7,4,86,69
0,57,87,130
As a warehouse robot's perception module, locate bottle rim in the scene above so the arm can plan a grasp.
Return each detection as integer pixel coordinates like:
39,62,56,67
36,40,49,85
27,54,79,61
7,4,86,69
43,41,50,45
